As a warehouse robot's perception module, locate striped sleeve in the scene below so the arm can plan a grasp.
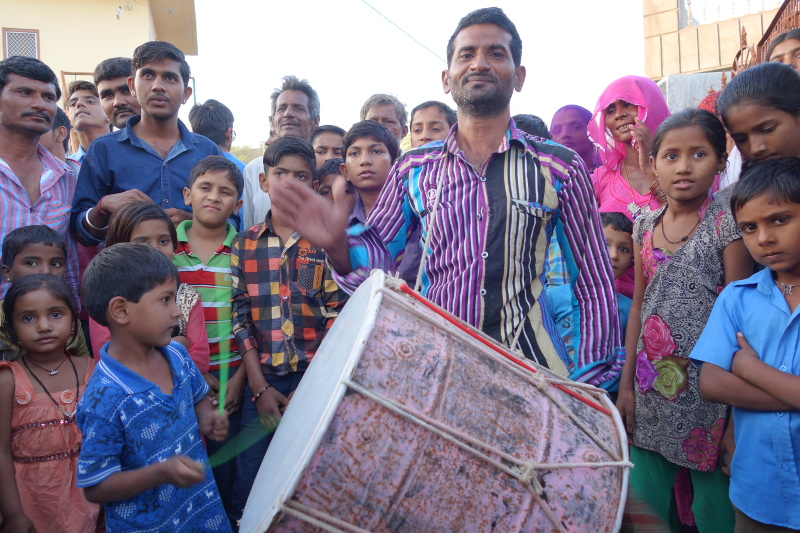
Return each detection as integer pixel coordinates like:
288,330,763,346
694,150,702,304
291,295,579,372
556,155,624,385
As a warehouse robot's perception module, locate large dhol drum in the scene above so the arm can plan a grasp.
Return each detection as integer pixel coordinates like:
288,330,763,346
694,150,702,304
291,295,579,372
240,271,630,533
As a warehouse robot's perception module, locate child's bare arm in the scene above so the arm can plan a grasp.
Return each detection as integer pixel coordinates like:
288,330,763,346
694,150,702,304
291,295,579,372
83,455,204,503
722,239,755,286
194,396,229,442
0,368,36,532
730,332,800,410
616,241,645,435
699,361,793,411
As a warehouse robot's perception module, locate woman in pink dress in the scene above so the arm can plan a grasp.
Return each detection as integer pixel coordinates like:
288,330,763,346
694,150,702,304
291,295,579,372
589,76,671,297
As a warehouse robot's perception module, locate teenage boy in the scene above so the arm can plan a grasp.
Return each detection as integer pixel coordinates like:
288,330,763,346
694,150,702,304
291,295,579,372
94,57,141,129
77,243,231,533
38,108,72,162
360,93,408,142
409,100,456,148
316,157,353,208
173,155,244,523
229,137,348,527
0,225,90,360
310,125,345,168
188,99,246,171
340,121,420,284
66,80,111,163
692,158,800,531
70,41,230,247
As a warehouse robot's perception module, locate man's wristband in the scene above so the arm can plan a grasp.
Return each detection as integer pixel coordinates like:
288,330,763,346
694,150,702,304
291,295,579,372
251,383,272,402
84,207,109,232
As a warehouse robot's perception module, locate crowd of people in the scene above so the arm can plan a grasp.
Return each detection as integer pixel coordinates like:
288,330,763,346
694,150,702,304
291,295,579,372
0,6,798,533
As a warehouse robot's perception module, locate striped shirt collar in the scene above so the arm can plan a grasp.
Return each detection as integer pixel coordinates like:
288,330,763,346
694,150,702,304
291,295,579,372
175,220,237,251
442,118,529,160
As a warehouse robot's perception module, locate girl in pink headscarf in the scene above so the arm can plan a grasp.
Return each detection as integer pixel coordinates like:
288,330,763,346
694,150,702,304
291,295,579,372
589,76,671,221
589,76,671,298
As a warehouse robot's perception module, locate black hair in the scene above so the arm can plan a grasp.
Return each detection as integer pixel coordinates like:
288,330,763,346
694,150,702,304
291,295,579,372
188,99,234,146
310,125,346,145
513,114,552,139
600,212,633,234
360,94,408,128
717,62,800,124
270,75,320,121
131,41,191,88
81,243,178,328
105,202,178,250
650,108,727,160
93,57,132,85
67,80,98,100
2,225,66,268
342,120,400,163
446,7,522,67
262,136,316,179
767,29,800,60
0,55,61,100
410,100,457,128
3,274,78,351
52,108,72,152
730,157,800,217
188,155,244,199
316,157,344,181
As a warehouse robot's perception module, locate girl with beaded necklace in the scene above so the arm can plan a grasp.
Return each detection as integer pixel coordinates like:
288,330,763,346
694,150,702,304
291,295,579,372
616,109,754,531
0,275,99,533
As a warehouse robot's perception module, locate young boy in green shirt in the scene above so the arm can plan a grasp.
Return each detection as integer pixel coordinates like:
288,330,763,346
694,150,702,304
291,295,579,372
173,155,243,526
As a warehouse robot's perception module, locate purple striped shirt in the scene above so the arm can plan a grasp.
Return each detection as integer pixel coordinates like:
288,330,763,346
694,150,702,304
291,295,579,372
336,123,622,385
0,146,79,300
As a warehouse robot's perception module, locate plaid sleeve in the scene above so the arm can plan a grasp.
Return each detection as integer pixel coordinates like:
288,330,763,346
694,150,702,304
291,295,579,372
230,235,258,354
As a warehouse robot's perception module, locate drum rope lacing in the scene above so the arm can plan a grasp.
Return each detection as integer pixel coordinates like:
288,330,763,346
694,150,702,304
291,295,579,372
342,379,632,533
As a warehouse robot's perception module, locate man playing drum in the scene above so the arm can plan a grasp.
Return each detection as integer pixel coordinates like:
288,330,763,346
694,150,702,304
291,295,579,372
269,7,623,388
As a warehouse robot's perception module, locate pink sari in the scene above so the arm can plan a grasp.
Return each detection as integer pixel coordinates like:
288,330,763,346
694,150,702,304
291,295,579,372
589,76,671,298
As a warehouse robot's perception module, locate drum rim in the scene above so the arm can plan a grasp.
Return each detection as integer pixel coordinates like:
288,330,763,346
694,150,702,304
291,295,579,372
240,270,388,532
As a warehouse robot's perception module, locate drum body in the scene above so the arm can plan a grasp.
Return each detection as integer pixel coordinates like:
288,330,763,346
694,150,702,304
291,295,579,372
240,271,629,533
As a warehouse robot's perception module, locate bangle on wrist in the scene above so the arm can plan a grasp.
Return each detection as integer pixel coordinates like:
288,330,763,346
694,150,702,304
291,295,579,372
251,383,272,402
84,207,109,232
98,196,111,216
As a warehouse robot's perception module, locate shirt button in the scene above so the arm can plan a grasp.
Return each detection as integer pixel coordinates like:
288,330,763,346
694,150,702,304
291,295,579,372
163,198,169,203
481,252,488,258
778,412,785,417
282,295,288,300
784,464,792,472
780,365,787,372
479,289,487,296
477,213,482,220
479,176,487,182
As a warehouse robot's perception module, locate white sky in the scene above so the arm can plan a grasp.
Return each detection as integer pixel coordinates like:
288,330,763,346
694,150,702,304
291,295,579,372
181,0,646,148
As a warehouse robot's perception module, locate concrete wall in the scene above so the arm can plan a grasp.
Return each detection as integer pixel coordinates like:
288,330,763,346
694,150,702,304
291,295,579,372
643,0,778,79
3,0,196,104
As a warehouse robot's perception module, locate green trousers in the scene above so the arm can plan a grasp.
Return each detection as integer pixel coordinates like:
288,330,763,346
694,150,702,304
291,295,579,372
629,445,734,533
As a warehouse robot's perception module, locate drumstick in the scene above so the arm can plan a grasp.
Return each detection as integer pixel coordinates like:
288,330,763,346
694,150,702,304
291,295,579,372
217,357,229,417
397,283,611,416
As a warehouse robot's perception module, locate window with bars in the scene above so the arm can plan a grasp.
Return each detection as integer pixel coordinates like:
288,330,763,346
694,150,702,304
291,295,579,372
3,29,39,59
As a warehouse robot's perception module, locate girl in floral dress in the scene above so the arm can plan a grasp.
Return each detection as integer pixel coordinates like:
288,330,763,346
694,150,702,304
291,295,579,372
616,109,754,531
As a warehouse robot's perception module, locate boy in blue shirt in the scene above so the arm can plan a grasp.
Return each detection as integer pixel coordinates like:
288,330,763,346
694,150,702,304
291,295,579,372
76,243,231,533
692,158,800,531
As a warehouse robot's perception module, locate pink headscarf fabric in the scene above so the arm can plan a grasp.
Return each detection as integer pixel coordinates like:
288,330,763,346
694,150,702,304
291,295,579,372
588,76,671,172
